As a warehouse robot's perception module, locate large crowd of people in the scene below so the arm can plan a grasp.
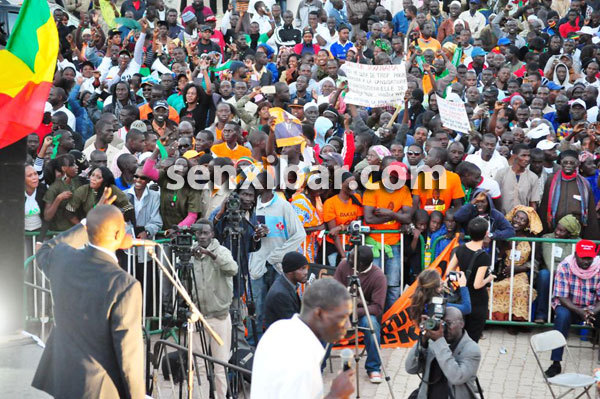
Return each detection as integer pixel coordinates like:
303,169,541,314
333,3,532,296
22,0,600,394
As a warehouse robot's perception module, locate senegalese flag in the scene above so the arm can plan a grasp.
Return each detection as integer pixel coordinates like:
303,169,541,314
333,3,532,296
0,0,58,149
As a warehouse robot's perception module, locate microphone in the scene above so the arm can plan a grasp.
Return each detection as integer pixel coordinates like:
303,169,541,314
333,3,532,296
340,348,353,371
131,238,158,247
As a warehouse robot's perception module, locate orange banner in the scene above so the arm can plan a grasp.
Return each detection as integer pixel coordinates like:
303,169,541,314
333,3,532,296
380,236,460,348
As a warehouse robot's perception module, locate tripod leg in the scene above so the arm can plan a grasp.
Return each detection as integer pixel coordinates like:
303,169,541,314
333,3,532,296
356,286,396,399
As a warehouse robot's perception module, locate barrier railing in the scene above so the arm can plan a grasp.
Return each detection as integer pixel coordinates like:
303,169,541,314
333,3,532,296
24,230,591,336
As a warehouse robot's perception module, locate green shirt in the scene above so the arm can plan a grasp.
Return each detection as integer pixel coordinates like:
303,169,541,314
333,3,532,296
158,171,202,229
66,184,132,219
43,178,82,232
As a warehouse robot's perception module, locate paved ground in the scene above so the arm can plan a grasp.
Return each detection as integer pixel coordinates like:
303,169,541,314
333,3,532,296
4,326,599,398
322,326,600,399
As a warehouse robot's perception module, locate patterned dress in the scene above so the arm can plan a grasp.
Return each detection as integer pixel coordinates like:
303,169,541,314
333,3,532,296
291,192,323,263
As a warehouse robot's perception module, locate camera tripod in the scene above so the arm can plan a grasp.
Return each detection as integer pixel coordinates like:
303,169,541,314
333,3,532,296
222,218,258,399
146,246,224,399
346,234,396,399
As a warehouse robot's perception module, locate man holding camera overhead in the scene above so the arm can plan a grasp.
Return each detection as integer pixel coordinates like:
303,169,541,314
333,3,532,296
405,307,482,399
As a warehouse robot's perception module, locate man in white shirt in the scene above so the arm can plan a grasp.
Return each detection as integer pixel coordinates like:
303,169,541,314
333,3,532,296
464,133,509,179
251,1,276,35
47,88,76,131
459,0,487,39
251,279,355,399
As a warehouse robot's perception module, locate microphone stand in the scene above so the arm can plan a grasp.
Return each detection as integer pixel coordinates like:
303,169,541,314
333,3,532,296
147,247,223,399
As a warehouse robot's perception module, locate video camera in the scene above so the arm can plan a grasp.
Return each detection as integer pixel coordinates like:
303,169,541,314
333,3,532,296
170,226,196,262
422,296,446,331
348,220,371,236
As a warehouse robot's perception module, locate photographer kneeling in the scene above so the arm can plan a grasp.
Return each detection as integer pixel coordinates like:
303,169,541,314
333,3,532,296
405,307,482,399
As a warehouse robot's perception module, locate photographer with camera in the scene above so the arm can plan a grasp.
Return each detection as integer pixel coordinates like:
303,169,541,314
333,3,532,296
334,245,387,384
191,219,238,399
211,184,268,348
408,269,472,326
405,307,482,399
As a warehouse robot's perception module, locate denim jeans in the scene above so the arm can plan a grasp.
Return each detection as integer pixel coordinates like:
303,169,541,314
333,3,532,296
535,269,551,321
248,263,277,346
359,315,382,373
551,306,576,361
372,244,402,310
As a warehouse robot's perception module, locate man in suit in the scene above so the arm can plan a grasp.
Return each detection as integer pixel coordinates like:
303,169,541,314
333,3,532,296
264,251,309,329
32,201,145,399
405,307,482,399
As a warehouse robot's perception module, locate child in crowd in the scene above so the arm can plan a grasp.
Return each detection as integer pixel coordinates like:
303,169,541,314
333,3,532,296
405,209,430,284
424,211,444,267
433,208,464,260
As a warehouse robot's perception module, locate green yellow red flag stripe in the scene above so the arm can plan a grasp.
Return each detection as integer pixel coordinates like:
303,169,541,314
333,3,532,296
0,0,58,149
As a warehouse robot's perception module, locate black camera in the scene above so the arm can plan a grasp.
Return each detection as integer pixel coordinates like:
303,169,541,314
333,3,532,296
422,296,446,331
170,227,195,262
227,192,242,212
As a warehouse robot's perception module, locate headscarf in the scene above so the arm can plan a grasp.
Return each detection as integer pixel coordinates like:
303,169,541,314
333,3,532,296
369,145,392,160
557,215,581,238
319,77,336,92
314,117,333,148
506,205,543,235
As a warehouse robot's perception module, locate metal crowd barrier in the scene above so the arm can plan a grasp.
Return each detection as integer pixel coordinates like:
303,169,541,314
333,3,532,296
23,232,184,339
24,230,593,338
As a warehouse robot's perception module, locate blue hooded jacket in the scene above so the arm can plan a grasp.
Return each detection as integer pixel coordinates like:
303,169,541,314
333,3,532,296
454,189,515,240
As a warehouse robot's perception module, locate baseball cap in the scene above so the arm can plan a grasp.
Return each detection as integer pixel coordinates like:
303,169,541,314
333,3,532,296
387,161,409,181
130,120,147,132
289,98,307,108
536,139,559,150
200,25,213,32
82,28,92,36
470,0,481,4
181,11,196,23
304,101,318,112
153,100,169,110
576,240,598,258
497,37,511,46
183,150,200,159
450,0,461,6
571,98,586,108
471,47,487,57
205,15,217,22
546,82,563,91
577,26,597,36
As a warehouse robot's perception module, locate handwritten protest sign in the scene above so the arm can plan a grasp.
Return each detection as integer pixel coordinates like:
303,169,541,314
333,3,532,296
342,63,407,108
436,95,471,134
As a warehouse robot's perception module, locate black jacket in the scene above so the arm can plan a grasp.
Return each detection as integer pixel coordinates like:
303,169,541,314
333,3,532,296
264,274,301,329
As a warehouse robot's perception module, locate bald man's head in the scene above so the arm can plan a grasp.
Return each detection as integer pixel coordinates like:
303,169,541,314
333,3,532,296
444,307,465,343
87,205,126,251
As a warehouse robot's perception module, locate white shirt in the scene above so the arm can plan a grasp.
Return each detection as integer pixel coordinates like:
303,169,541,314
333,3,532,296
126,186,149,221
50,104,76,131
25,190,42,231
251,13,273,35
315,24,338,49
459,10,486,39
88,243,118,263
476,176,501,199
251,314,325,399
465,150,509,180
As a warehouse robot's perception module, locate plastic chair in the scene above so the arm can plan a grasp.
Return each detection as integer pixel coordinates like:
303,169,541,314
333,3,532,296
530,330,596,399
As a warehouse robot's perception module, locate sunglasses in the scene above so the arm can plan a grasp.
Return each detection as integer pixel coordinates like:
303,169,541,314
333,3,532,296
407,151,422,156
133,174,149,181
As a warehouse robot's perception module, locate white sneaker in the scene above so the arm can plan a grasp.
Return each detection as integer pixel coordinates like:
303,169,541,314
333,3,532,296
369,371,382,384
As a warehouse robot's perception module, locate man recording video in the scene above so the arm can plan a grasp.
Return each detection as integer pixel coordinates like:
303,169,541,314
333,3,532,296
334,245,387,384
191,219,238,399
405,307,481,399
211,184,268,348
